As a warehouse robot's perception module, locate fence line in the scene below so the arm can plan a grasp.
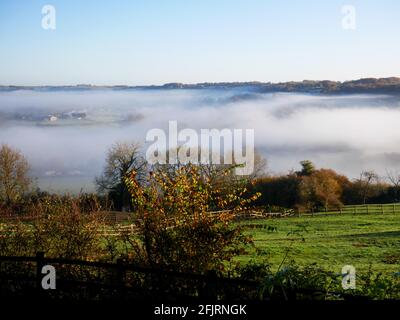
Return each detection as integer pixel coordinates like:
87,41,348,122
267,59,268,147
1,203,397,228
0,252,364,301
322,203,400,215
0,252,258,300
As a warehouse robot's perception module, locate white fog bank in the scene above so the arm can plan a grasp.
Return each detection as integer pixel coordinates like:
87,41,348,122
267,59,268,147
0,89,399,192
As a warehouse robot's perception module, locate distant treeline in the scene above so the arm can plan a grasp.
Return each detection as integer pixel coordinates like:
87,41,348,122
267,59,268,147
251,160,400,212
2,77,400,94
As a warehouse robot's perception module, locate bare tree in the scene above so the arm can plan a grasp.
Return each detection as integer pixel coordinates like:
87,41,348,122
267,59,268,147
159,148,267,182
358,170,379,204
95,142,147,211
386,169,400,201
386,169,400,187
249,150,268,180
0,144,31,204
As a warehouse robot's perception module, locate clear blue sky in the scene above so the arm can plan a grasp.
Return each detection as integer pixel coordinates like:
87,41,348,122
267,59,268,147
0,0,399,85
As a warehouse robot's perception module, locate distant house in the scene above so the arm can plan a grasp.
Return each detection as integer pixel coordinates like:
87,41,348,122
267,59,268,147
71,112,86,120
48,115,58,122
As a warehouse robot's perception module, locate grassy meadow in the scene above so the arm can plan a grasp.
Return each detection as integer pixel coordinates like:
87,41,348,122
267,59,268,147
237,209,400,275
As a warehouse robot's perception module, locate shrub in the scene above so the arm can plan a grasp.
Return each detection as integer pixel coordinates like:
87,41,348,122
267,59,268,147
0,195,105,260
258,263,340,300
123,164,260,273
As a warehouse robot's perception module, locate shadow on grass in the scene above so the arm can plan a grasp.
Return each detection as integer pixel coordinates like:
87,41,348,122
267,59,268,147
339,230,400,239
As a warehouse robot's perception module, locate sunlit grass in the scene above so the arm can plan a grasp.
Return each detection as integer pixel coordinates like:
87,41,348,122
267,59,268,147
236,212,400,275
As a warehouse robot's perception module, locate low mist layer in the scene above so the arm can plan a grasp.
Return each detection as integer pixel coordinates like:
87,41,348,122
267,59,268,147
0,89,399,192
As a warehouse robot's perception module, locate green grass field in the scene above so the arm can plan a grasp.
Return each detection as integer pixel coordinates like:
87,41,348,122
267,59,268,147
237,210,400,275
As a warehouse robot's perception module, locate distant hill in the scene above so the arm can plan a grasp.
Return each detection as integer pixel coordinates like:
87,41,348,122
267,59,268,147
2,77,400,94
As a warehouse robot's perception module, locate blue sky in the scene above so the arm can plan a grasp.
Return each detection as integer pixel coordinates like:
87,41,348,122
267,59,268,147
0,0,399,85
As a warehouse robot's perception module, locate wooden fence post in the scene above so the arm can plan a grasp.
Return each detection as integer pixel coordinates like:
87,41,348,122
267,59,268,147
202,270,218,300
116,258,125,299
366,205,369,214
